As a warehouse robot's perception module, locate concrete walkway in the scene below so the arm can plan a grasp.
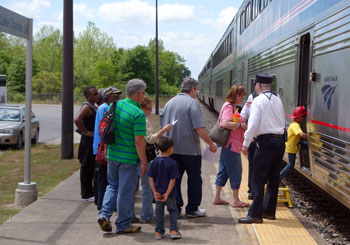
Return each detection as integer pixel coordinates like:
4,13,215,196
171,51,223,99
0,140,257,245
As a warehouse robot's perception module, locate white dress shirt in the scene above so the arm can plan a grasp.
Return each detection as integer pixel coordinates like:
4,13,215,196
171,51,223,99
243,91,285,148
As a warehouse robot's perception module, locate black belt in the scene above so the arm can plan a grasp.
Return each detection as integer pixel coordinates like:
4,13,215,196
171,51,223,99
257,134,284,141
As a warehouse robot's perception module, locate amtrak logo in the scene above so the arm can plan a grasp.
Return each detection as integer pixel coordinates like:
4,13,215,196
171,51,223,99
321,84,337,110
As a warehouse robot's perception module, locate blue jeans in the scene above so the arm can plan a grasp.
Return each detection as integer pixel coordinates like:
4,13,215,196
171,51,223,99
215,145,242,189
140,162,154,221
155,197,178,234
171,154,202,214
98,159,138,232
280,153,296,180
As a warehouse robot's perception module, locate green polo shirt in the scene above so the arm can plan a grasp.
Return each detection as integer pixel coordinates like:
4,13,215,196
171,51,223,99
107,98,146,164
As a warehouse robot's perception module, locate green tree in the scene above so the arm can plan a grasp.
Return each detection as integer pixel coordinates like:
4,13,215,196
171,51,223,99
74,22,117,91
0,34,11,74
32,71,61,93
120,45,153,93
147,39,191,94
33,25,63,73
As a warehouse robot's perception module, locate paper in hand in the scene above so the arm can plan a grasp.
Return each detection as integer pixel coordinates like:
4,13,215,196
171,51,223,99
171,119,178,126
202,146,222,163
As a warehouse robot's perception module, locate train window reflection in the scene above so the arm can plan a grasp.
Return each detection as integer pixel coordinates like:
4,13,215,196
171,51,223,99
240,11,245,34
260,0,268,12
245,2,251,28
252,0,259,20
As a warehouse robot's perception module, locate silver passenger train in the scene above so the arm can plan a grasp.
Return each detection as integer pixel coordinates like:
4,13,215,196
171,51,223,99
198,0,350,208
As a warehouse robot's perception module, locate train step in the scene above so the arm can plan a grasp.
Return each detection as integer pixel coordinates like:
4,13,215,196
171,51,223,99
264,185,294,208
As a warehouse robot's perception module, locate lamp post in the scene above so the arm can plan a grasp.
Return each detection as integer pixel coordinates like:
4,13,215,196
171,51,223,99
155,0,159,114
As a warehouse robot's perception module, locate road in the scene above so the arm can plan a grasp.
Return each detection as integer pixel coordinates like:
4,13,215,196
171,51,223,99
0,104,81,153
31,104,81,143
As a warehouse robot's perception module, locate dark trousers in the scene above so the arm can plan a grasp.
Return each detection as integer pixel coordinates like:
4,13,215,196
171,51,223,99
248,136,285,219
97,164,108,210
247,140,257,192
171,154,202,214
80,157,96,199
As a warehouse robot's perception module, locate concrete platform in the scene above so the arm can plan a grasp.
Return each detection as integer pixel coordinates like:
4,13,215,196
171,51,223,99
0,138,324,244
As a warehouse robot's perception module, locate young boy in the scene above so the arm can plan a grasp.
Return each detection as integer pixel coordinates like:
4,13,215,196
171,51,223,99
280,105,308,181
148,136,181,240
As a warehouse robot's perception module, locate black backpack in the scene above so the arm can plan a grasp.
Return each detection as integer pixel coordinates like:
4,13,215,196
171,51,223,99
99,101,117,145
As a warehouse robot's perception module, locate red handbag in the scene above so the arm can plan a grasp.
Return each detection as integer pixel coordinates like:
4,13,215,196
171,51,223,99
96,143,107,166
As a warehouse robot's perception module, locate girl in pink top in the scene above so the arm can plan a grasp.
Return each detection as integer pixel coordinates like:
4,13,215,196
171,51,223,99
213,85,249,208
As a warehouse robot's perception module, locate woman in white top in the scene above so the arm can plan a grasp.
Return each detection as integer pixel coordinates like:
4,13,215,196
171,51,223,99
139,97,172,223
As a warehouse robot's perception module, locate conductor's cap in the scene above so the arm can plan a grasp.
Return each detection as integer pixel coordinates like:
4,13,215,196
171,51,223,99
256,73,273,84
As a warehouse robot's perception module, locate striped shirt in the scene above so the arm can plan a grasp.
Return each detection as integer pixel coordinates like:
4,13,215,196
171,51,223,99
107,98,146,164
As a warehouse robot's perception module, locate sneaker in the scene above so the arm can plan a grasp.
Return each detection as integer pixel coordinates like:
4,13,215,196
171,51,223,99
177,212,183,219
170,231,182,239
116,225,141,234
82,196,94,202
97,217,112,232
155,232,165,240
185,208,206,218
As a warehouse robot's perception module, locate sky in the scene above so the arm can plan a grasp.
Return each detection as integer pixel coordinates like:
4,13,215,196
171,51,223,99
2,0,243,78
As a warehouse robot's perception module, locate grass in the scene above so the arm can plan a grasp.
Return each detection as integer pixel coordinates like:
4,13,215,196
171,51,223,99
0,144,80,225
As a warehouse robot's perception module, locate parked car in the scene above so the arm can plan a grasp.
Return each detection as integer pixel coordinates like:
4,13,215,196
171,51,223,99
0,105,40,149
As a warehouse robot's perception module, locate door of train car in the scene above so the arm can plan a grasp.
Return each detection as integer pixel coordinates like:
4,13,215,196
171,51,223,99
295,33,311,174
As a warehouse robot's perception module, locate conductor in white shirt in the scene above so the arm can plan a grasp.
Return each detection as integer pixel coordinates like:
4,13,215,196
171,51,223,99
238,73,286,224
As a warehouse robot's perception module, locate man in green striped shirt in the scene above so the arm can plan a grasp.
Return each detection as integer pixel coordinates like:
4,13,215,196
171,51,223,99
98,79,148,234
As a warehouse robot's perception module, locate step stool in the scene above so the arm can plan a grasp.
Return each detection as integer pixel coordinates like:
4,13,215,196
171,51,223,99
264,185,293,208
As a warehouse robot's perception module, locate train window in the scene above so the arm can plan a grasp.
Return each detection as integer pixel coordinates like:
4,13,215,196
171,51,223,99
216,79,224,98
252,0,259,20
231,28,235,52
245,2,251,28
240,11,245,34
260,0,268,12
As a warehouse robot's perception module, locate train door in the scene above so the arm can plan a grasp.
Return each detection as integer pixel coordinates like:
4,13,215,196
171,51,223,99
296,33,311,172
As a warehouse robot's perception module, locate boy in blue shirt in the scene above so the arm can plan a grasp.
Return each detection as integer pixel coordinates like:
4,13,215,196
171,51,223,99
148,136,181,240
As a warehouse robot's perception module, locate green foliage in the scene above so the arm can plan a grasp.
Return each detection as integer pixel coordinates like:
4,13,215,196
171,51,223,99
7,55,26,93
74,22,117,90
32,71,62,93
34,25,63,73
1,22,190,96
120,45,153,92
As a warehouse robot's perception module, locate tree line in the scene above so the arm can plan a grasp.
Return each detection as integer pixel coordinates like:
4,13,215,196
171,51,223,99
0,21,191,96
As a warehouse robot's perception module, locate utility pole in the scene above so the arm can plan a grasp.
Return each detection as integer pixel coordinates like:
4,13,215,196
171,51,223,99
61,0,74,159
155,0,159,114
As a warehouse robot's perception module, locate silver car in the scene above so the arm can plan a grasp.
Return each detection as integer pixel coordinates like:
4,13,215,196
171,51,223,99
0,105,40,149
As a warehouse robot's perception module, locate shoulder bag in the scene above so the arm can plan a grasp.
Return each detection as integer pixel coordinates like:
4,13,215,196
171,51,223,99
145,143,157,162
209,103,233,146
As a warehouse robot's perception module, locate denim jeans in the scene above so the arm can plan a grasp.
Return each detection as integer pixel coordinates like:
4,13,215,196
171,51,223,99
140,162,154,221
171,154,202,214
215,144,242,190
155,197,178,234
280,153,296,180
98,159,138,232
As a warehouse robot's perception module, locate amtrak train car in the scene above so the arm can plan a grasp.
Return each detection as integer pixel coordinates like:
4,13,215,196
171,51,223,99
198,0,350,208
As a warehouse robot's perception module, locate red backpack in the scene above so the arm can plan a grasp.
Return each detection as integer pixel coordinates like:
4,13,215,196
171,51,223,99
99,101,118,145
